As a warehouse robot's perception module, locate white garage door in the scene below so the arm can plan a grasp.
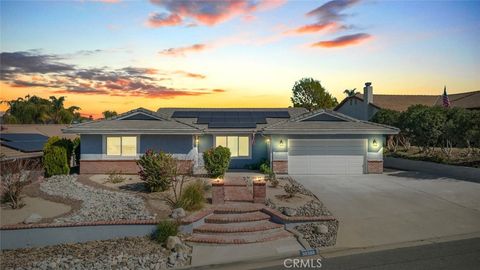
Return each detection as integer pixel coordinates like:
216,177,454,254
288,139,366,175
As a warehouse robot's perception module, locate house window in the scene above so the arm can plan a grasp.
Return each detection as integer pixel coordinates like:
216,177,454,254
106,136,137,156
215,136,249,157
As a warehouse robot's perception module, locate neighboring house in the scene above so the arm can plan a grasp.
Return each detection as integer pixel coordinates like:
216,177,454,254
335,83,480,120
0,124,76,161
64,107,398,175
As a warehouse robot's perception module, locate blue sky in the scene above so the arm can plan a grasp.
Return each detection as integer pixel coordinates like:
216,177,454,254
1,0,479,116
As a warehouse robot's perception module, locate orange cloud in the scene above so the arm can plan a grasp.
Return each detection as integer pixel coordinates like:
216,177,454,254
174,70,206,79
212,89,226,93
159,43,208,57
311,33,372,48
146,13,182,28
287,22,339,34
148,0,285,27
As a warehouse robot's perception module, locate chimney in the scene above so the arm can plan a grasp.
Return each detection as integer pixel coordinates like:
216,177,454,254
363,82,373,120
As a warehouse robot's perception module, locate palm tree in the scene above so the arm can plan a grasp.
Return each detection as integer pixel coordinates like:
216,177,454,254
343,88,357,97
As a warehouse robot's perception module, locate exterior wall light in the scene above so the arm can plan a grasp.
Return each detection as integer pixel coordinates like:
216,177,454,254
266,138,270,143
279,139,284,147
195,136,199,146
372,139,378,148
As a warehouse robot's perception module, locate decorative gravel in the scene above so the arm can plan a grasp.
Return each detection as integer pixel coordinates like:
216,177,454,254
1,237,191,270
280,176,316,197
40,175,154,223
295,221,339,248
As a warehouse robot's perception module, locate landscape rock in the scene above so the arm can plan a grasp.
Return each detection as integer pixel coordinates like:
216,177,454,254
170,208,186,219
40,175,154,223
23,213,42,224
315,224,329,234
166,236,182,250
295,221,339,248
1,237,190,269
283,208,297,216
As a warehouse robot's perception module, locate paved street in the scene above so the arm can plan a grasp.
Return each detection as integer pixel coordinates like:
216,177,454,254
292,170,480,248
255,237,480,270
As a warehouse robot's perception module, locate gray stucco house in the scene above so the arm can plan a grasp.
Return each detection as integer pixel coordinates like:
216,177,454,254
64,106,398,175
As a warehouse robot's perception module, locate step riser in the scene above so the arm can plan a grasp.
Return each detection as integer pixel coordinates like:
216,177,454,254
186,232,293,244
194,225,282,234
205,216,269,224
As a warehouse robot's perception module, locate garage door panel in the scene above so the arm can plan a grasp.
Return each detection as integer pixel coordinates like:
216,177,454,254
288,139,365,175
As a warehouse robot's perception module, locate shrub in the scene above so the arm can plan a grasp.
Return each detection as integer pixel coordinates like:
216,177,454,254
106,170,126,184
73,137,81,166
179,180,205,211
137,150,176,192
203,146,231,178
284,184,300,198
266,172,279,188
1,159,40,209
155,220,178,244
44,145,70,177
259,163,272,174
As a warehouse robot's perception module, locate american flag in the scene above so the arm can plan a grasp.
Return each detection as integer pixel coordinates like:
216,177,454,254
442,86,450,108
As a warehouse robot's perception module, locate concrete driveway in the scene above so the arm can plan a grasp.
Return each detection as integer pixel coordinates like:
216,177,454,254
292,170,480,249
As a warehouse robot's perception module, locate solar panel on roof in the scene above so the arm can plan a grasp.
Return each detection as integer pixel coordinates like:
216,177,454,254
208,122,257,128
173,110,290,128
0,141,46,152
0,133,49,142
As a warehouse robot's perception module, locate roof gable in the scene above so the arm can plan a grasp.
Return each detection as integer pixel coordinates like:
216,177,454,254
117,111,163,121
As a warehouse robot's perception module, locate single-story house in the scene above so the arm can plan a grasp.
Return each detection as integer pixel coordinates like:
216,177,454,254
335,83,480,120
64,106,398,175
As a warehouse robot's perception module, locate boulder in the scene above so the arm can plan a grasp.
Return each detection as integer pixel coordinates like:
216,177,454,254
166,236,182,250
24,213,42,224
315,224,329,234
170,208,186,219
174,243,188,253
283,208,297,217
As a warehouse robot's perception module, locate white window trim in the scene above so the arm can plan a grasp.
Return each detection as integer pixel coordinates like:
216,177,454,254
214,135,251,159
102,135,140,159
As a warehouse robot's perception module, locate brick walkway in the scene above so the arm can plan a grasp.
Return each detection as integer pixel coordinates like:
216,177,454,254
224,175,253,203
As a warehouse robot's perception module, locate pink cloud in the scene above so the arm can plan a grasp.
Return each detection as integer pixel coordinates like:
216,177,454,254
146,13,182,28
159,43,208,57
148,0,285,27
311,33,372,48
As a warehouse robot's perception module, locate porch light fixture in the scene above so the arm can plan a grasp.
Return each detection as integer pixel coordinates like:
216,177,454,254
195,137,199,146
279,139,284,147
372,139,378,148
266,138,270,143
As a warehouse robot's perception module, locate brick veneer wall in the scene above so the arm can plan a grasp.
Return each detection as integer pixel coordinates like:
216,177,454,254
80,160,193,174
211,181,225,205
253,181,266,204
272,161,288,174
367,160,383,174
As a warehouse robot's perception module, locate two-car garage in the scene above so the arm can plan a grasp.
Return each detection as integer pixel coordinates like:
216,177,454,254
287,139,366,175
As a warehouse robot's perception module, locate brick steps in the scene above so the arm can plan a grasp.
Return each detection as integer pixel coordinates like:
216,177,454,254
186,229,293,244
194,220,282,233
214,203,264,214
205,212,270,224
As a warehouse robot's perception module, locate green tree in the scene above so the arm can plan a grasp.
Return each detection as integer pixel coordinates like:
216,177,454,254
1,95,80,124
343,88,357,97
291,78,338,111
102,110,118,119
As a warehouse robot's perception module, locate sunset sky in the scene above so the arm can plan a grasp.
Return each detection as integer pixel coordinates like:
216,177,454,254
1,0,479,118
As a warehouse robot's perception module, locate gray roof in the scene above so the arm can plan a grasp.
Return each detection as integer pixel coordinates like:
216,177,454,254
158,107,308,133
64,108,200,134
263,110,399,135
63,107,398,135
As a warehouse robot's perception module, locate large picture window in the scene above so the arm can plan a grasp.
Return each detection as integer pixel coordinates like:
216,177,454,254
106,136,137,156
215,136,249,157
